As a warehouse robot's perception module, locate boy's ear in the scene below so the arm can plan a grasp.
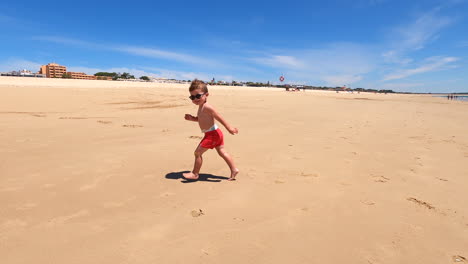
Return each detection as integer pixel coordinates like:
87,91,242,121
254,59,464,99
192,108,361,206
205,92,209,96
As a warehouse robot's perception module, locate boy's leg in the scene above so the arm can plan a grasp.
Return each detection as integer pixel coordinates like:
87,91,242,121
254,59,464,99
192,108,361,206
215,145,239,181
183,145,209,180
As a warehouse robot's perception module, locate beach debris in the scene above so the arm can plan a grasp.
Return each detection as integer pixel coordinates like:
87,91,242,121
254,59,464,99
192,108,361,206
59,116,88,119
452,255,466,262
97,120,112,124
436,177,448,182
361,200,375,206
300,172,318,177
122,124,143,128
407,197,435,210
189,135,203,139
373,175,390,183
191,209,204,217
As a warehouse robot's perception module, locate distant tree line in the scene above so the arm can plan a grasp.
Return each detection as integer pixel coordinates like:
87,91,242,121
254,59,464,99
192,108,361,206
94,72,135,80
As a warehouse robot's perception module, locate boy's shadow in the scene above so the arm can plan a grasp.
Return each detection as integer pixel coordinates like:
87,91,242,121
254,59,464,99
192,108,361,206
165,171,228,183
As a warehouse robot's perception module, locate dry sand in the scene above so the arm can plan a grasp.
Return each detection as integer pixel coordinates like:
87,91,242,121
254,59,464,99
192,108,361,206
1,76,467,264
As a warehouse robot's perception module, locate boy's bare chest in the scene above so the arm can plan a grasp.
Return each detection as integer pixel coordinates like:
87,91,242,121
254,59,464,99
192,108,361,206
197,108,211,120
197,108,214,127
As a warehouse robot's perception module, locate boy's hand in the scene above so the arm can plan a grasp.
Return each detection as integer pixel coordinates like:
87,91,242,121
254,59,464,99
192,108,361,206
228,127,238,135
184,114,193,121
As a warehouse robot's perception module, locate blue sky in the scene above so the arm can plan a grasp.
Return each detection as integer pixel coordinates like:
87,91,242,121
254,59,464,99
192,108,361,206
1,0,468,92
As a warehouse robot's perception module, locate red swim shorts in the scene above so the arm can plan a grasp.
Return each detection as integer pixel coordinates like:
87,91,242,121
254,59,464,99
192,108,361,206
200,129,224,149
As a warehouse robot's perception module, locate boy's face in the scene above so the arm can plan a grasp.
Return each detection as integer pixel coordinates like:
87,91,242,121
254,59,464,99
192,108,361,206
189,89,208,105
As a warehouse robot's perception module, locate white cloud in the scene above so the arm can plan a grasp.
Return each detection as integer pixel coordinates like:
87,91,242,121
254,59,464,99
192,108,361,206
114,46,219,67
0,58,42,72
380,8,455,67
252,55,305,69
383,56,459,81
382,50,413,65
250,43,376,86
32,36,220,67
140,66,235,81
32,36,99,48
322,75,364,86
395,10,453,51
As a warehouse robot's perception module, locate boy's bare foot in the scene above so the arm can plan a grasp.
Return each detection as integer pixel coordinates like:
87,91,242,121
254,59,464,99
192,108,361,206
228,169,239,181
183,172,199,180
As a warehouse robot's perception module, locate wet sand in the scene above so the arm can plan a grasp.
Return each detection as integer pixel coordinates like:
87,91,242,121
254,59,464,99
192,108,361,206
1,76,467,263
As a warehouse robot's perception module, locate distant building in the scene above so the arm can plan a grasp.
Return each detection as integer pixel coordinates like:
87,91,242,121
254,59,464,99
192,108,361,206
1,69,46,78
38,63,111,80
148,77,189,84
39,63,67,78
66,71,97,80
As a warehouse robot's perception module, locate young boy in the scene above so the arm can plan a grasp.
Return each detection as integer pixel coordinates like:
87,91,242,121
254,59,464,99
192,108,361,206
183,79,239,181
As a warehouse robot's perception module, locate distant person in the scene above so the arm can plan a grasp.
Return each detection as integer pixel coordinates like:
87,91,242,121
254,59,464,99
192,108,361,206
183,79,239,181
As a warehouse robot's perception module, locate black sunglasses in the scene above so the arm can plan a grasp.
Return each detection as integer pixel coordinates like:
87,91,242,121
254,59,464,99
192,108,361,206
189,93,205,100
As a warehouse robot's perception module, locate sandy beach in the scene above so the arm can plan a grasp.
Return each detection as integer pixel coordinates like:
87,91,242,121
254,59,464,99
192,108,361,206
1,76,467,263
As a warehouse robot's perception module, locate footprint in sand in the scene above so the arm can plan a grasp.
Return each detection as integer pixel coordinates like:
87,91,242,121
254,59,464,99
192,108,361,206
452,255,466,263
59,116,88,119
189,135,203,139
97,120,112,124
436,177,448,182
301,172,318,178
372,175,389,183
361,200,375,206
407,197,435,210
275,180,285,184
122,124,143,128
191,209,204,217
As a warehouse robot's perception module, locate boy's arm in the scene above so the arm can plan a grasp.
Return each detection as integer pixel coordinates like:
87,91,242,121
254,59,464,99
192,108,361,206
210,108,238,134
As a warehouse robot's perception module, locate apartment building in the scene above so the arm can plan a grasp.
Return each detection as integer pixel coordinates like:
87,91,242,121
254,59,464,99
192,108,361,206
39,63,67,78
66,72,97,80
38,63,112,80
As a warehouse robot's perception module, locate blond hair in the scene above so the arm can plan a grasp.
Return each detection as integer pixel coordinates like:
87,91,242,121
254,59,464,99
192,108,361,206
189,79,208,93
